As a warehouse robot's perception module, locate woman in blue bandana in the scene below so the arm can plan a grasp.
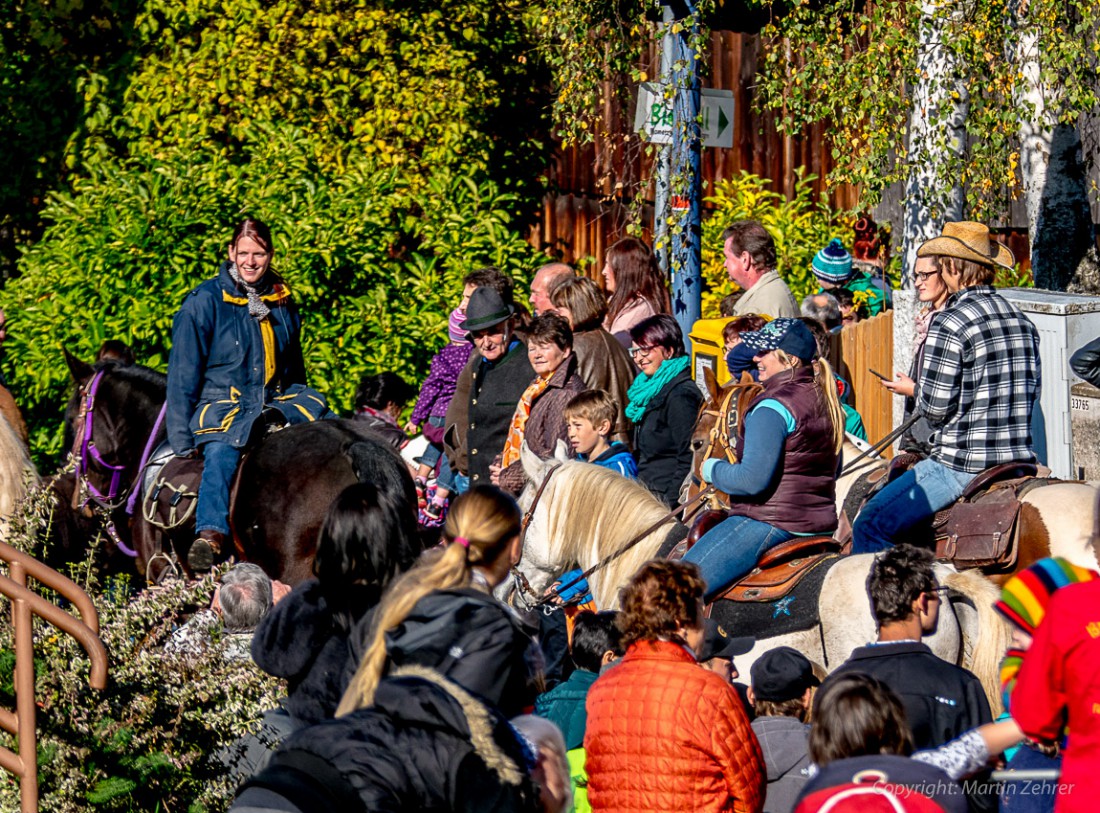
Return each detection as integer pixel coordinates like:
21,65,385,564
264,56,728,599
166,218,330,573
685,318,845,602
625,315,703,507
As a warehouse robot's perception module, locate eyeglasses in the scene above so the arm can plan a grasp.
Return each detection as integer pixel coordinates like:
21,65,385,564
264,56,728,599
914,271,940,283
629,345,657,358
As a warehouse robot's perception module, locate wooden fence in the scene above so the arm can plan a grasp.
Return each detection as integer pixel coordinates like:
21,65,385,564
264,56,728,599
828,311,896,453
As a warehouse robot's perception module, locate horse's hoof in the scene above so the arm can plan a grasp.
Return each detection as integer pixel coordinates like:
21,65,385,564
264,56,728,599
187,539,215,573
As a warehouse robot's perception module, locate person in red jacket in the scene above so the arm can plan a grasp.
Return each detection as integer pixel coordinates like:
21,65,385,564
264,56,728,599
1011,579,1100,813
584,560,766,813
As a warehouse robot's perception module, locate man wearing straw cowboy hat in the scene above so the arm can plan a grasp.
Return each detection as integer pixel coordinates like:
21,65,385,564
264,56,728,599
851,221,1041,553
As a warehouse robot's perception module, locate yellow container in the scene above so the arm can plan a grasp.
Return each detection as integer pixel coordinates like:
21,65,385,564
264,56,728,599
690,317,734,388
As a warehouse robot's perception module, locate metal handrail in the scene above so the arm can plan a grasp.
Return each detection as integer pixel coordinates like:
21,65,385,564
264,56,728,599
0,539,108,813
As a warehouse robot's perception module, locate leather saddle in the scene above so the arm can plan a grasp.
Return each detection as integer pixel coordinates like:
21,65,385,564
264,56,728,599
685,509,843,603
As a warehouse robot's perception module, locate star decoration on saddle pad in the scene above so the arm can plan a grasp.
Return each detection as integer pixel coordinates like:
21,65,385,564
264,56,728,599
772,596,796,618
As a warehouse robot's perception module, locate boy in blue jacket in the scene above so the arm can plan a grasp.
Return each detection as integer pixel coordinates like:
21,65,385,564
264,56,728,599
564,390,637,478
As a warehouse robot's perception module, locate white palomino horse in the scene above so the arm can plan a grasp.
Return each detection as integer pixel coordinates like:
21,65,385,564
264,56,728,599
513,442,1074,715
0,411,37,537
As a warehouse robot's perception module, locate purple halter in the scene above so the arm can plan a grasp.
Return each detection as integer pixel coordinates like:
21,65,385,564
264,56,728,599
75,368,168,557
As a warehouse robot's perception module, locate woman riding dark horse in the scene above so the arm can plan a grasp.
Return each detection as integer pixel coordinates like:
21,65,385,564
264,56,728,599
167,218,330,572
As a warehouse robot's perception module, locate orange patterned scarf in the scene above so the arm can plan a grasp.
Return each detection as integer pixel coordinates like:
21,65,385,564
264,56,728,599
500,376,551,468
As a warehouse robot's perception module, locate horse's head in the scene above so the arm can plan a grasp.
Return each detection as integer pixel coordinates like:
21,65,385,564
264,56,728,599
684,366,762,505
66,354,167,510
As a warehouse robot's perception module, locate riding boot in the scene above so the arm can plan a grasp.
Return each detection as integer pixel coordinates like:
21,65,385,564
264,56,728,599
188,529,225,574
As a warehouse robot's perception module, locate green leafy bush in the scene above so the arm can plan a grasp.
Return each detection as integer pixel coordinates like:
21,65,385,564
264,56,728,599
2,0,550,465
0,491,284,812
700,170,847,316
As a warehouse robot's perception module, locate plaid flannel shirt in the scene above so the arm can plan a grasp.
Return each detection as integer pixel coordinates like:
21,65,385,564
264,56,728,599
915,285,1041,473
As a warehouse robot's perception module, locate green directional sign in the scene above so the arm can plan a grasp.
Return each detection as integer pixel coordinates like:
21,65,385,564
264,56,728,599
634,83,735,149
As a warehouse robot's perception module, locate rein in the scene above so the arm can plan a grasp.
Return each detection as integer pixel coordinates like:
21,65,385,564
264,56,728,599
511,462,716,610
838,413,921,477
72,368,169,558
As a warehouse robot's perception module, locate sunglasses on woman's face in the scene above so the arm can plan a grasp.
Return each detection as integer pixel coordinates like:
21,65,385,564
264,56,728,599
629,345,657,359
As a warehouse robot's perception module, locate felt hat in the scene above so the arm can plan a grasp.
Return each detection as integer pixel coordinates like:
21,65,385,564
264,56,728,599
750,645,819,702
459,287,514,332
448,307,468,343
697,618,754,662
993,556,1098,635
739,317,817,363
916,221,1015,270
812,238,854,283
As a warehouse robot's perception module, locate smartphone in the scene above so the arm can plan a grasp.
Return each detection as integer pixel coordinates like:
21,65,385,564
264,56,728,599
868,369,891,381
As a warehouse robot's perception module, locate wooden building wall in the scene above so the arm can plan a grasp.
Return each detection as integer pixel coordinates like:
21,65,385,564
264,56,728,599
530,31,860,269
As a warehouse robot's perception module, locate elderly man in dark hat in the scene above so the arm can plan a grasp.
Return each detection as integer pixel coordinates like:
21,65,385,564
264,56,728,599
852,221,1041,553
443,286,534,488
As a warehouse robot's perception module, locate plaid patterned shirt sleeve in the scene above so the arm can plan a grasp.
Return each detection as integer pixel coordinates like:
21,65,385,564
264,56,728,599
915,286,1041,473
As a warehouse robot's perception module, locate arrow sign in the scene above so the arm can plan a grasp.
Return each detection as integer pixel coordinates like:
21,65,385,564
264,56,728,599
634,84,735,149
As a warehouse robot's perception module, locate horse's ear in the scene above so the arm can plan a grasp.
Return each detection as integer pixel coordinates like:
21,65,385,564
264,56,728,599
739,370,754,385
553,438,570,463
63,347,94,384
520,440,548,482
703,365,721,406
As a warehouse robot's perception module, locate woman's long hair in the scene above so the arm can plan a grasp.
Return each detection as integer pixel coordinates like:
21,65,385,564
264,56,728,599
774,350,846,454
605,238,671,324
336,486,522,715
313,483,419,630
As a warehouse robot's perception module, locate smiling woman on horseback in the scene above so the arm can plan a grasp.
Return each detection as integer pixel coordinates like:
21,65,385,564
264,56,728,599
685,318,845,603
166,218,330,573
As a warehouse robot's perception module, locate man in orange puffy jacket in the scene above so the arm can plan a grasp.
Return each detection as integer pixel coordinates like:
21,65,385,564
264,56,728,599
584,560,765,813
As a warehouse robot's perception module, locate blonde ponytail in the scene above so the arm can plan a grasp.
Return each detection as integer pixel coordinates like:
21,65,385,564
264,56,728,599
336,486,522,716
814,357,846,454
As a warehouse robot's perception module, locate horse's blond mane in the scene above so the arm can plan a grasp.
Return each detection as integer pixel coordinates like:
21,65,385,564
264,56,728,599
540,462,672,608
0,413,37,532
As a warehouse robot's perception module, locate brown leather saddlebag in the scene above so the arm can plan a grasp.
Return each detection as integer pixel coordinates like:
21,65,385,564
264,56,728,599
933,484,1022,571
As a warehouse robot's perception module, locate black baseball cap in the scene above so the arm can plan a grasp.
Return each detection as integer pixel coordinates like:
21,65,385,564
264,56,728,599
698,618,754,662
750,645,820,701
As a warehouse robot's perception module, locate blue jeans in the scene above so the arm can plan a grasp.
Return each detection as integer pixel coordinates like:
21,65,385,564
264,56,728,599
196,441,241,536
436,453,456,492
851,458,974,554
682,515,796,602
414,416,446,469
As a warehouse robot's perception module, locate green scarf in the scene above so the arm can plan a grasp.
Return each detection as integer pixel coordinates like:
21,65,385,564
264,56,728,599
625,356,691,422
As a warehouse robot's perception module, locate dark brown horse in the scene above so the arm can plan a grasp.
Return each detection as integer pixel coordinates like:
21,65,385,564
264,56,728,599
63,355,417,585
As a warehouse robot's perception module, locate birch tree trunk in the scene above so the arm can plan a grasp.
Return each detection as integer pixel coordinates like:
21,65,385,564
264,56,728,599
1014,3,1094,291
902,2,968,285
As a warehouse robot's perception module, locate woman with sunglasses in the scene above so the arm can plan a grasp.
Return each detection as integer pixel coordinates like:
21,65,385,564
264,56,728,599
880,255,951,456
624,315,703,507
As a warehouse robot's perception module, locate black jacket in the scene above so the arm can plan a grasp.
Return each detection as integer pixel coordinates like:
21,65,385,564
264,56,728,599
1070,336,1100,390
349,586,540,719
251,579,378,726
633,367,703,506
233,667,542,813
465,342,535,486
828,641,992,750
